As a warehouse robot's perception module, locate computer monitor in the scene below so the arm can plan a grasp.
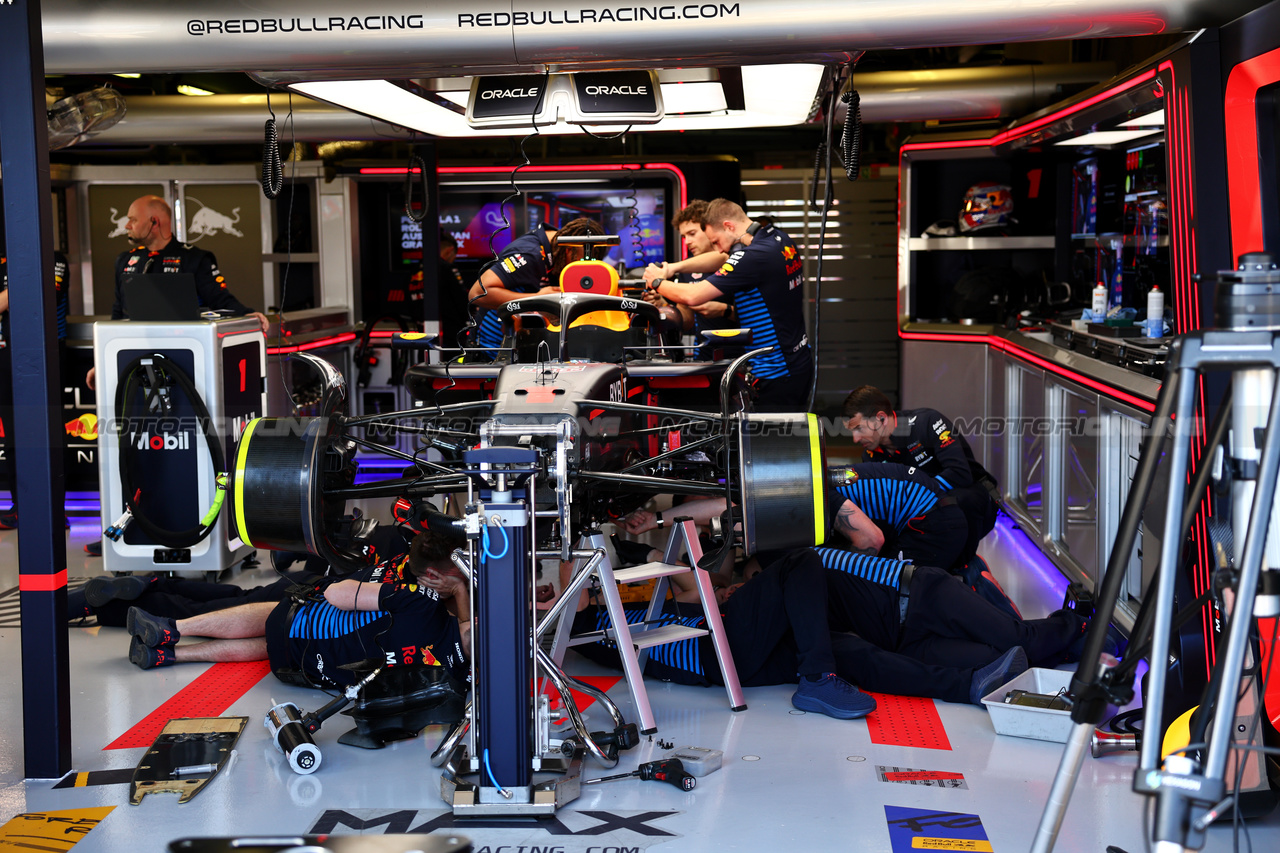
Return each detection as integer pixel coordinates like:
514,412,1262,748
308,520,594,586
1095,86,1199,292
120,273,201,321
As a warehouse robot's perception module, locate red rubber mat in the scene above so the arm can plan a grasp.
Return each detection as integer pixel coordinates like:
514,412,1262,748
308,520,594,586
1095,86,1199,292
865,692,952,751
104,661,271,750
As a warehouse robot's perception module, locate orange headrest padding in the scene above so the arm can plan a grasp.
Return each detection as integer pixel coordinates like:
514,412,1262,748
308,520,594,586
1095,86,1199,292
555,260,630,332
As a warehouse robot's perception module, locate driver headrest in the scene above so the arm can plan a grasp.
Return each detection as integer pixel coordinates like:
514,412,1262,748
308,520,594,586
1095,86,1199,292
560,260,620,296
558,260,628,332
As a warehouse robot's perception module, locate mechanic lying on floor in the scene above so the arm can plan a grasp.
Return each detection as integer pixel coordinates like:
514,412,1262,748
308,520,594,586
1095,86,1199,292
124,531,470,691
563,547,1098,719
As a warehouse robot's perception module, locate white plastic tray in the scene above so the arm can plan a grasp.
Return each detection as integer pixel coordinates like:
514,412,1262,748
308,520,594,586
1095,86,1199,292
982,667,1074,743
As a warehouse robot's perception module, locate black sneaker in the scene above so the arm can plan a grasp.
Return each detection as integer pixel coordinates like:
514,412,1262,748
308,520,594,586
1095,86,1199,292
85,575,152,608
129,634,176,669
84,539,103,557
970,646,1029,705
126,607,179,648
791,674,877,719
0,511,16,530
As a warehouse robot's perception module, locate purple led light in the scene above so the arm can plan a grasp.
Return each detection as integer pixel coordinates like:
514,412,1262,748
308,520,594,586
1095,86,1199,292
992,510,1072,603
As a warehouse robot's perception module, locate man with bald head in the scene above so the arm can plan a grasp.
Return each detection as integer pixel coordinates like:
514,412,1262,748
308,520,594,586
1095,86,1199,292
110,196,266,326
86,196,268,388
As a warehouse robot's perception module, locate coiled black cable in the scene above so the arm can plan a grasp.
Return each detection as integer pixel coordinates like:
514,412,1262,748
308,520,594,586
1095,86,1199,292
840,89,862,181
404,146,428,223
623,166,644,270
261,93,283,199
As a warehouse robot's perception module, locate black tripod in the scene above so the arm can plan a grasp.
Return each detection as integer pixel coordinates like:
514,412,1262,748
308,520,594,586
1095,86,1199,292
1032,254,1280,852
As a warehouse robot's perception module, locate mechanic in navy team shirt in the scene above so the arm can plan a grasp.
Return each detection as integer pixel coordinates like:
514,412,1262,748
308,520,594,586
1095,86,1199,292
641,199,743,361
646,198,811,412
844,385,999,568
467,217,605,353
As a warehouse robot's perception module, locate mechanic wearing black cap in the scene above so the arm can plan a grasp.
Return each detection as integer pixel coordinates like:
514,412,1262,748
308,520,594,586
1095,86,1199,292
646,198,811,412
844,385,999,567
468,217,604,353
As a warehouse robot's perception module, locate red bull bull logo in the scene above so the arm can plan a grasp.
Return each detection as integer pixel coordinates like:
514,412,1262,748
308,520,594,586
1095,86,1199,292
64,414,98,441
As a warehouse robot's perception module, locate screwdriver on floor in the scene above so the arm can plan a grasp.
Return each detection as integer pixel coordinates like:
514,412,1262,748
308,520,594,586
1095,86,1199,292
585,758,696,791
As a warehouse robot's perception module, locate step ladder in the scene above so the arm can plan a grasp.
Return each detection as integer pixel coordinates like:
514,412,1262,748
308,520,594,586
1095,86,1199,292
544,518,746,734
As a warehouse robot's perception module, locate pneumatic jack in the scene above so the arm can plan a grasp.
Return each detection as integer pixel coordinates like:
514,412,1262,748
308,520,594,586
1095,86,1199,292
264,667,382,774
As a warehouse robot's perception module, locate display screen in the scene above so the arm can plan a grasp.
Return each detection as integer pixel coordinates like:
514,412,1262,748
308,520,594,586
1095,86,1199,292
438,194,518,261
437,183,669,268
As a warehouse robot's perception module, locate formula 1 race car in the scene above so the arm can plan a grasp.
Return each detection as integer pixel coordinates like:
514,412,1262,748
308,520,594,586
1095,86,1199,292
225,253,830,816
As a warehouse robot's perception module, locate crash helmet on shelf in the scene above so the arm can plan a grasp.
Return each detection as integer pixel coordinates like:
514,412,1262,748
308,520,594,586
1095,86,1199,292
958,182,1014,233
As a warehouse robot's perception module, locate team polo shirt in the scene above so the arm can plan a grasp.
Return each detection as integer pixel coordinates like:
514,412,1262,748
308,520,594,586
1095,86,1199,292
830,462,946,536
112,237,250,320
703,224,808,379
475,224,555,350
863,408,994,490
283,555,467,688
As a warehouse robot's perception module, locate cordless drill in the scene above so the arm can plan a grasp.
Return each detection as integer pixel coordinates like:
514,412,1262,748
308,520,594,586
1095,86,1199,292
585,758,696,791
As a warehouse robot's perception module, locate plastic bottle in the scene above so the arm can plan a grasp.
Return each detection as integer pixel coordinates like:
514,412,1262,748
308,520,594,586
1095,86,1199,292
1091,282,1108,317
1146,285,1164,337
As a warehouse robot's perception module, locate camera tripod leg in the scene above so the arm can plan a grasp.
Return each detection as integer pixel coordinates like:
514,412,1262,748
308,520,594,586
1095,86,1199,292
1029,343,1182,853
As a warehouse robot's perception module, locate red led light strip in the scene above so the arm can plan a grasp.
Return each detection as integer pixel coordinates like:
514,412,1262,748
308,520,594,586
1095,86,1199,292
267,331,358,354
1159,59,1216,670
897,69,1159,156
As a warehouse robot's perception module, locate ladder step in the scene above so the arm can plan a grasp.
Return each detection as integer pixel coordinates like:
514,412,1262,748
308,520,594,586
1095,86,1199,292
612,561,689,583
630,624,709,649
565,623,709,650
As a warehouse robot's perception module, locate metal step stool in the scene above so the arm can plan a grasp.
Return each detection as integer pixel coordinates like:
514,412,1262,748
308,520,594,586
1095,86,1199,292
543,518,746,734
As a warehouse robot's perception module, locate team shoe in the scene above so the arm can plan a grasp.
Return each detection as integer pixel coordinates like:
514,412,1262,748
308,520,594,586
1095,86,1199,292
792,673,878,720
129,634,176,669
126,607,179,648
85,574,153,608
969,645,1029,705
84,539,102,557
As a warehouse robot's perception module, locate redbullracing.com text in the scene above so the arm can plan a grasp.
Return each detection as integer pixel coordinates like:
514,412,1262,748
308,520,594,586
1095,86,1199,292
459,4,741,26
